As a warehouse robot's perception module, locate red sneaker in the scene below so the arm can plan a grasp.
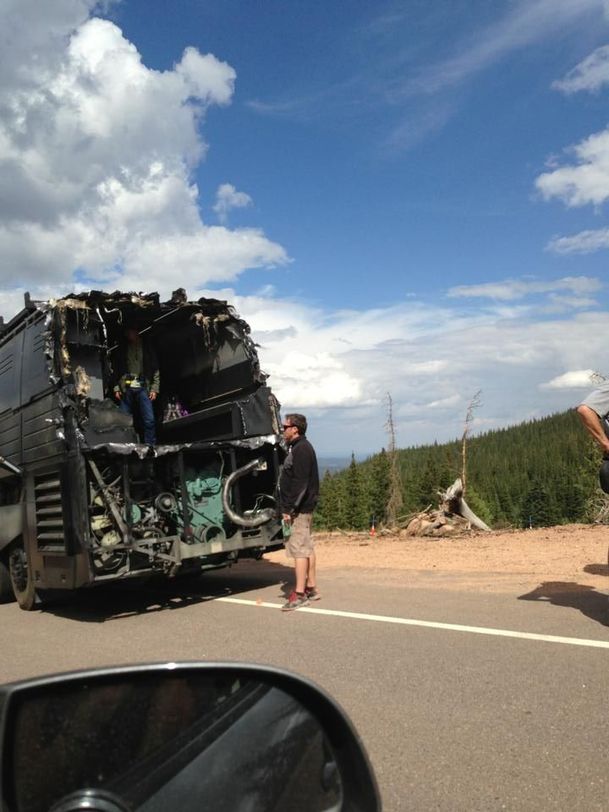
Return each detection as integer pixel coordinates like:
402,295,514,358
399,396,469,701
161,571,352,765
281,591,309,611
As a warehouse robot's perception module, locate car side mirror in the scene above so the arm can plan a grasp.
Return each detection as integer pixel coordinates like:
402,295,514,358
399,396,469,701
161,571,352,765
0,663,380,812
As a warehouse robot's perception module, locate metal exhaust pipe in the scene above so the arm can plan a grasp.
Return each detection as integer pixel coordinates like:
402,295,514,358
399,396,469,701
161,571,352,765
222,458,275,527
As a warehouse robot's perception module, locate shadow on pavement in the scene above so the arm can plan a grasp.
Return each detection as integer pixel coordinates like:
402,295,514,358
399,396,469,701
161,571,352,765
41,558,293,623
583,563,609,577
518,581,609,626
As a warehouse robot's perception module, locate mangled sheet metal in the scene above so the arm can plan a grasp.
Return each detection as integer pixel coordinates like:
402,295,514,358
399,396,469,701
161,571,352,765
0,288,284,602
30,287,275,452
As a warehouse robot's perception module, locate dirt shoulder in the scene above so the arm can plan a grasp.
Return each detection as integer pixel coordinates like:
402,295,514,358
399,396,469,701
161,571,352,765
265,524,609,595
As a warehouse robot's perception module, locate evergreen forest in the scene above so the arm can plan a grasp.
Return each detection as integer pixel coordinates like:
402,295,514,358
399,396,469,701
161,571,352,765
315,410,608,531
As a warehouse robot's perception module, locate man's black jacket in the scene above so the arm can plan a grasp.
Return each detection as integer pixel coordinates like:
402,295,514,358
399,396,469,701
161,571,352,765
279,435,319,515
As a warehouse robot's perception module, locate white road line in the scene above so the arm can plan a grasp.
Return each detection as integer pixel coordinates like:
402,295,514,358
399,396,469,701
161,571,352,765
217,597,609,650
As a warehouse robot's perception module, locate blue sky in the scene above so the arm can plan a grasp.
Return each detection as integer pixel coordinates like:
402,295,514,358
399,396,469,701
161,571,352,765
3,0,609,455
114,0,608,307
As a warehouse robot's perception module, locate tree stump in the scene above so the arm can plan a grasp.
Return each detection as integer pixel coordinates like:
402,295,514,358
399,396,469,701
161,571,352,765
404,477,491,537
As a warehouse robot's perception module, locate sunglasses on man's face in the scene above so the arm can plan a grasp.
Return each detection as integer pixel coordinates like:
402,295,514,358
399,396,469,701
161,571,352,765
282,424,294,430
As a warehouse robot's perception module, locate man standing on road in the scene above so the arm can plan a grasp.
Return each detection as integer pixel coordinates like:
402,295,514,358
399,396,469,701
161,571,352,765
279,413,320,611
577,382,609,491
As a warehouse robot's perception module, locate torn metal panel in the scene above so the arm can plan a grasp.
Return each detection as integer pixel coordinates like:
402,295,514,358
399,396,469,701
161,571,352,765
85,435,281,456
73,365,91,397
0,287,285,605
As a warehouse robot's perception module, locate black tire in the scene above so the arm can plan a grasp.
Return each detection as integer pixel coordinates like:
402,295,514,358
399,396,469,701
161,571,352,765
8,540,38,610
0,555,15,603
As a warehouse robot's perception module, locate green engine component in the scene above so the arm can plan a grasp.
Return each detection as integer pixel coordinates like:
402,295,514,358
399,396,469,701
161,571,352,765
172,466,226,541
125,503,142,524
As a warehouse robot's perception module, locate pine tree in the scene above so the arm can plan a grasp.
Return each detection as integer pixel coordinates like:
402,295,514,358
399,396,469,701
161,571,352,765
554,469,586,523
417,454,441,509
367,448,390,527
464,485,493,528
520,482,559,528
319,409,609,531
344,453,367,530
316,470,346,530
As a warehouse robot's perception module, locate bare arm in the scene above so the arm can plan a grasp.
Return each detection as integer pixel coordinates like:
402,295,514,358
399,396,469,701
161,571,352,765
576,404,609,456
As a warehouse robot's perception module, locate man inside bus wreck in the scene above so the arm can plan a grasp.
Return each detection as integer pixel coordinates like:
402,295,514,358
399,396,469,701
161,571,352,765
113,325,160,445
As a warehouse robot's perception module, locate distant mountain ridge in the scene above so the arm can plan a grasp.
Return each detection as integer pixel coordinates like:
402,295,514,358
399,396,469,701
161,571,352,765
317,456,351,474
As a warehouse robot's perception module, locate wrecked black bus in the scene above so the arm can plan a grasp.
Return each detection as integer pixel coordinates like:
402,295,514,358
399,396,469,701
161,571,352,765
0,290,284,609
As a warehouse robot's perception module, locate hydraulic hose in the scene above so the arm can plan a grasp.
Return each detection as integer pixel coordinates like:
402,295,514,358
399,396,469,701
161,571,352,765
222,458,275,528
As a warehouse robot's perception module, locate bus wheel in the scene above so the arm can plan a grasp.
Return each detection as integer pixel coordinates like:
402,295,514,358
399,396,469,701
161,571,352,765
8,540,38,611
0,555,15,603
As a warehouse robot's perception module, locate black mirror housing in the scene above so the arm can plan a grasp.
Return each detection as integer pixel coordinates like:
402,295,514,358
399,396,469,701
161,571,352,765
0,662,380,812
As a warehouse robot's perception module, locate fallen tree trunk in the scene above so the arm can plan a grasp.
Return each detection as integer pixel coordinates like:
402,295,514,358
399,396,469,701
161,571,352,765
404,477,491,537
440,477,491,532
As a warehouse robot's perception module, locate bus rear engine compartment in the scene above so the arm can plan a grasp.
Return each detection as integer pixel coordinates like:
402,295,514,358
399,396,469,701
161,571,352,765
87,449,279,578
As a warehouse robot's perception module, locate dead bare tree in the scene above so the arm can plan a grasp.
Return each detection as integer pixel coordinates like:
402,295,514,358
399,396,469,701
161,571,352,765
402,389,491,537
385,392,403,527
461,389,481,495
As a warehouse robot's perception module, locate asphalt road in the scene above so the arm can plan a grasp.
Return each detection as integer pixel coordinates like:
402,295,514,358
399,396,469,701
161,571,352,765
1,559,609,811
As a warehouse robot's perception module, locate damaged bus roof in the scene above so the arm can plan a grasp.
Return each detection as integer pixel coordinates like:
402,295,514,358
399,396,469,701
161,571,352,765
0,287,280,456
0,288,252,334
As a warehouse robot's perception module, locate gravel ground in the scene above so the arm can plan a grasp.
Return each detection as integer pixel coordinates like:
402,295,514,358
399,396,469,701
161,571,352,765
265,524,609,594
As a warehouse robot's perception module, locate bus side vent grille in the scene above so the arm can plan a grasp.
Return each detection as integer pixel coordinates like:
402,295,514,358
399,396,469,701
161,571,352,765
34,473,64,544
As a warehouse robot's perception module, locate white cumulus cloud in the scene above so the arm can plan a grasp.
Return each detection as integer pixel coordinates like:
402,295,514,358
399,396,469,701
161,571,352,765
538,47,609,269
264,351,363,408
540,370,596,389
213,183,253,224
0,2,287,304
211,274,609,453
535,127,609,207
425,394,461,410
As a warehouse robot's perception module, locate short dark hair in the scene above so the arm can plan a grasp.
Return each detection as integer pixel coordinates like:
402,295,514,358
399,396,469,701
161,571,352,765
285,413,307,435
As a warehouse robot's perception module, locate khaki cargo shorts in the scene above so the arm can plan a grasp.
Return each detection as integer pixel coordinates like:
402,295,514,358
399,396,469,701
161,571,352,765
285,512,314,559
